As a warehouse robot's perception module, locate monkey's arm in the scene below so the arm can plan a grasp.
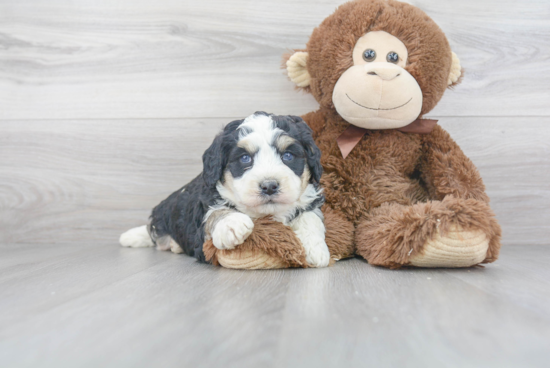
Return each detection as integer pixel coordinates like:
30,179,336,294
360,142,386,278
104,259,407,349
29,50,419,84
418,125,489,202
202,207,355,268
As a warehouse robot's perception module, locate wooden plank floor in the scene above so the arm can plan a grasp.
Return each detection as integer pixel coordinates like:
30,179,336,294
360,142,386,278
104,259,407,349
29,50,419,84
1,243,549,368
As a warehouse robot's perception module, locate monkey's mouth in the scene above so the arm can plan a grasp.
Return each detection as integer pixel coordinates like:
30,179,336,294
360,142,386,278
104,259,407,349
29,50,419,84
346,94,412,111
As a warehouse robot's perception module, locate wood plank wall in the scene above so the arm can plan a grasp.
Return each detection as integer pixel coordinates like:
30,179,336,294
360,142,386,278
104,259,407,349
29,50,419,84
1,0,549,246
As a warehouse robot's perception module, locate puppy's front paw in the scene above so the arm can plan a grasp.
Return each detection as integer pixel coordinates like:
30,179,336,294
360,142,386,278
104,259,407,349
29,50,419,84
290,211,330,268
212,213,254,250
305,240,331,268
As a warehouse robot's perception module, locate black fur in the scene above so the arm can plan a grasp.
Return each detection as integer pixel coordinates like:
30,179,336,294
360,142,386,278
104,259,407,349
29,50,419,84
201,119,244,187
148,112,324,262
277,141,307,178
271,114,323,183
226,146,254,179
149,176,219,262
149,119,243,261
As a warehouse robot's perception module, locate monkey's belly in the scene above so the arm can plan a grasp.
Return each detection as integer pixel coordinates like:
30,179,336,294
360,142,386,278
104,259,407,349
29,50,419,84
321,171,429,224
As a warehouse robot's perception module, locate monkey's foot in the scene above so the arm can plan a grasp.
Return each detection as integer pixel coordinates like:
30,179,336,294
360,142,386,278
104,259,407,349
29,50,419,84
215,248,289,269
408,224,489,268
355,197,501,269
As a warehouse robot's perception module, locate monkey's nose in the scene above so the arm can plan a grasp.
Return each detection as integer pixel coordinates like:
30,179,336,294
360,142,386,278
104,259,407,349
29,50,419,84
260,180,280,196
365,65,401,81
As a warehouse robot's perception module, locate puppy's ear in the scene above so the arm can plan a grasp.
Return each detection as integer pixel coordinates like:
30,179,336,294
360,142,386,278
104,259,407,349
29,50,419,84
202,134,225,187
202,119,242,187
291,116,323,183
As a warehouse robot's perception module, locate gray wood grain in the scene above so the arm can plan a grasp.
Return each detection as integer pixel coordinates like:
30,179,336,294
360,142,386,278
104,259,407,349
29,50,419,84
440,117,550,246
0,117,548,246
0,243,549,368
0,0,549,120
1,1,549,367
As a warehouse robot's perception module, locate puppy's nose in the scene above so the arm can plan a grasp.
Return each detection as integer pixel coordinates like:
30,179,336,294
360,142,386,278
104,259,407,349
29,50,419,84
260,180,279,196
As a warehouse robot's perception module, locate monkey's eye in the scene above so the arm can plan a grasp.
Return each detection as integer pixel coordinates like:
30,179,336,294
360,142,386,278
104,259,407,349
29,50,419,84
240,154,252,164
387,52,399,64
363,49,376,62
282,152,294,161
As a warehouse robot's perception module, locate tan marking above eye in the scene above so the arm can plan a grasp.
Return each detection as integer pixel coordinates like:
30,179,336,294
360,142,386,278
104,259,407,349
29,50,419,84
275,135,296,151
237,138,258,154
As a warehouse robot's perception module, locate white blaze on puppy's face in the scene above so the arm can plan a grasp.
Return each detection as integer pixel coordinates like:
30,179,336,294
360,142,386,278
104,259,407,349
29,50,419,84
216,114,313,220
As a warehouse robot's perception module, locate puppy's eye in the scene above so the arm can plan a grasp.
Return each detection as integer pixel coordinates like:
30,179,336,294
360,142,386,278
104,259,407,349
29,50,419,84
363,49,376,62
387,52,399,64
282,152,294,161
240,154,251,164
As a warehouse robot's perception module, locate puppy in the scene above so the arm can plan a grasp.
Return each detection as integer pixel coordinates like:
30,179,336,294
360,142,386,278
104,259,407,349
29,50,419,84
119,112,330,267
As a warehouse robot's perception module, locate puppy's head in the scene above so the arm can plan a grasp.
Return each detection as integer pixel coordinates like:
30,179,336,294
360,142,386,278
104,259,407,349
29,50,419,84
202,112,322,216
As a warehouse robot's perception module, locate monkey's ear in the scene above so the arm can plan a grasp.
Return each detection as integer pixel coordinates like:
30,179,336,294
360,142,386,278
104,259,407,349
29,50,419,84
286,51,311,88
447,52,463,87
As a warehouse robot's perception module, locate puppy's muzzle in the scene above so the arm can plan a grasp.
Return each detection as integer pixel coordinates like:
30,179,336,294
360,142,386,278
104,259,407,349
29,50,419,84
260,180,280,196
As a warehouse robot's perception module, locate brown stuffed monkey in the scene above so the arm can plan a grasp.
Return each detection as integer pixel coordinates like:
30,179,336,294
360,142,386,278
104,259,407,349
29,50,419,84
204,0,501,269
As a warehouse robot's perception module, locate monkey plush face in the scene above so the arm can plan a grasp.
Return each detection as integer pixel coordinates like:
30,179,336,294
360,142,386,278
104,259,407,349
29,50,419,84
332,31,423,129
285,0,463,129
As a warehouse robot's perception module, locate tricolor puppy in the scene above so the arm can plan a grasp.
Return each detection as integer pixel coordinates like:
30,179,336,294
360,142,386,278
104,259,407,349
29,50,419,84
119,112,330,267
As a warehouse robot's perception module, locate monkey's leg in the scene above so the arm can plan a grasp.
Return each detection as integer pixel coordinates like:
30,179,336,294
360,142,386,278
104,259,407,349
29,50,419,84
203,206,355,269
355,196,501,269
322,206,356,261
204,217,306,269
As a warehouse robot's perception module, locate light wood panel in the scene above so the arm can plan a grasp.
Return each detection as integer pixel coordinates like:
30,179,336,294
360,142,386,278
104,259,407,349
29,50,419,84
0,0,549,120
1,117,548,246
440,117,550,246
1,1,549,366
1,243,549,367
